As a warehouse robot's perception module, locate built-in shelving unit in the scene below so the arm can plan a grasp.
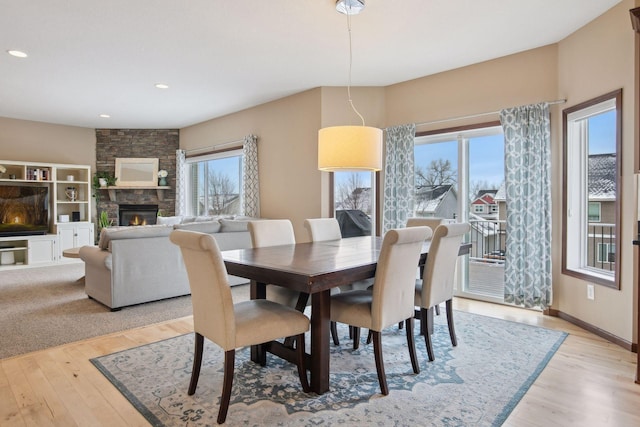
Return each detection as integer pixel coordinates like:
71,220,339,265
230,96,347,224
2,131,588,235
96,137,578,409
0,160,94,269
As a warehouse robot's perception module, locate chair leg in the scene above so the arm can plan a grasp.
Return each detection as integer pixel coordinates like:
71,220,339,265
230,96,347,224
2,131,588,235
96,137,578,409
422,307,435,362
371,331,389,395
398,321,404,330
295,333,311,392
217,349,235,424
331,322,340,346
405,317,420,374
352,326,361,350
446,299,457,347
188,333,204,395
366,329,372,345
435,304,441,316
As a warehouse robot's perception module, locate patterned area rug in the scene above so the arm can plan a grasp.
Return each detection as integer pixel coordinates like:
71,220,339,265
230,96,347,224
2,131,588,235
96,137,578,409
91,311,566,426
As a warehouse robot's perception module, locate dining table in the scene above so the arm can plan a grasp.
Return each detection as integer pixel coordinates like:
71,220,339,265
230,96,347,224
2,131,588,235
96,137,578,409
222,235,472,395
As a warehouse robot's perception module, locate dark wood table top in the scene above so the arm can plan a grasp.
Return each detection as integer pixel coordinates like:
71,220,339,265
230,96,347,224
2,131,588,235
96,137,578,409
223,236,472,293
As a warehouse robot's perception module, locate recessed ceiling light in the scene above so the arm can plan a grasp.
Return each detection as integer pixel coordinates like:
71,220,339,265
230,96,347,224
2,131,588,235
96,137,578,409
99,114,111,118
155,83,169,89
7,50,28,58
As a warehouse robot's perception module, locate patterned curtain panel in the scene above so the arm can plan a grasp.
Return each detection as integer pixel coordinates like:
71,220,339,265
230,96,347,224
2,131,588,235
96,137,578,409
500,103,552,309
175,149,187,216
382,124,416,233
242,135,260,218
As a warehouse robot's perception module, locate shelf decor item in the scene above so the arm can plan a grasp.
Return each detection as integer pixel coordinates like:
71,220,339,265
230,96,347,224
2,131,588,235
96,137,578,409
158,169,168,186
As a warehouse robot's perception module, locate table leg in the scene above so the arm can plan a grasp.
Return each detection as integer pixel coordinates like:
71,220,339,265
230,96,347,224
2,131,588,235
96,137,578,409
310,289,330,394
250,280,267,365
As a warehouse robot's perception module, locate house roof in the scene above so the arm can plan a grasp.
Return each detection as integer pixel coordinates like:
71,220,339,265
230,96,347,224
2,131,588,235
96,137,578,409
588,153,616,200
415,185,455,213
0,1,621,128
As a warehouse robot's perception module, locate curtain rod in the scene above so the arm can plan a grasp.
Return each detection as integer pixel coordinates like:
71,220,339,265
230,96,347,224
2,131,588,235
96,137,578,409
413,99,567,128
185,138,245,154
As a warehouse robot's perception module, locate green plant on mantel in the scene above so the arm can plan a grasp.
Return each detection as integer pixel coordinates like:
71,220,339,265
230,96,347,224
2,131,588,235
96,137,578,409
92,171,117,206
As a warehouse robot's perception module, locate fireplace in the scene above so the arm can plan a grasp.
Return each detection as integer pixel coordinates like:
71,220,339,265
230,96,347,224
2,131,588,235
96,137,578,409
118,204,158,226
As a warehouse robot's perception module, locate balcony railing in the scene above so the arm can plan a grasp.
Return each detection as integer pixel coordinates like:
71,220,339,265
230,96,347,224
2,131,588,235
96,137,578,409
468,219,506,264
587,222,616,272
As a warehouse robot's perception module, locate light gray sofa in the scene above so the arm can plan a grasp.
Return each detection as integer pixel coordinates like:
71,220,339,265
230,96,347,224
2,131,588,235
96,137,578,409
79,217,253,310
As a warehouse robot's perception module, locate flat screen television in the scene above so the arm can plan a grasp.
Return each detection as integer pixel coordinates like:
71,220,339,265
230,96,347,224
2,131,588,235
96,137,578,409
0,184,49,237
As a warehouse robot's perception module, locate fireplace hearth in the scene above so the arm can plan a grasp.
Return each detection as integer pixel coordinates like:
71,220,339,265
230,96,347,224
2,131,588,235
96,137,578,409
119,204,158,226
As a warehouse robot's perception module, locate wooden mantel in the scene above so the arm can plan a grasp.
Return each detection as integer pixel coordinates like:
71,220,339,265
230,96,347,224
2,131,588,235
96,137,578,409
102,186,170,202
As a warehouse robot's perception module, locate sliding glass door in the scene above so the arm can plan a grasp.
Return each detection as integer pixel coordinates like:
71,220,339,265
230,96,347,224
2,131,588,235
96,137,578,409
414,125,505,303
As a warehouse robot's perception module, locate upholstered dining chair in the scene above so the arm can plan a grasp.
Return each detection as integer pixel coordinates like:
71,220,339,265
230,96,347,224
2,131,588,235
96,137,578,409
303,217,342,242
405,217,440,313
169,230,310,424
406,217,444,233
248,219,306,308
415,222,470,362
330,226,431,395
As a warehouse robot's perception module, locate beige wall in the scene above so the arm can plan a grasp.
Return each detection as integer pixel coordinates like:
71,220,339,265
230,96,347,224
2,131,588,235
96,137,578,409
555,0,636,342
0,117,95,168
385,45,559,131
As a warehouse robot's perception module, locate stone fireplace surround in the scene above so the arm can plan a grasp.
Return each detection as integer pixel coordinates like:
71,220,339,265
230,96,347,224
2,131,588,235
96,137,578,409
95,129,179,226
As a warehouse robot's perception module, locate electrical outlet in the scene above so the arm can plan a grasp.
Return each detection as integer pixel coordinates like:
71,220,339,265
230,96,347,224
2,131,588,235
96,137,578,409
587,284,595,300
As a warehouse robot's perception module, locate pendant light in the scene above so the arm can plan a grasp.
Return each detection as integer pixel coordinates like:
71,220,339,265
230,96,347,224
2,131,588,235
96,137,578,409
318,0,383,172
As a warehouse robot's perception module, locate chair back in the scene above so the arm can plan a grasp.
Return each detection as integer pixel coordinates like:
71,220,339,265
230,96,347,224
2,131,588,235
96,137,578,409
421,223,470,308
406,217,445,237
169,230,237,350
370,226,431,331
248,219,295,247
304,218,342,242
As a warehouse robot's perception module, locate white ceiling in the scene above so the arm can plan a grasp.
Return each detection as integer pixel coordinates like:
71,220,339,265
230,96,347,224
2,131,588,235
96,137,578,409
0,0,622,129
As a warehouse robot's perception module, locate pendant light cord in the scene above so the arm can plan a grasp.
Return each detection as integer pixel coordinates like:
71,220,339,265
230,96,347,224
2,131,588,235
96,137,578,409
346,11,366,126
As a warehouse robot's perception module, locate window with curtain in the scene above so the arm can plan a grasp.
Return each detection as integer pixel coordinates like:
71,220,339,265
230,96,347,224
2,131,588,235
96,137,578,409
562,90,621,287
185,149,243,216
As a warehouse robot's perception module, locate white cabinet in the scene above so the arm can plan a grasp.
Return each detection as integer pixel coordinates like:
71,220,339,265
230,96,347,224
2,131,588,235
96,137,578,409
28,235,57,264
56,222,94,260
0,160,93,269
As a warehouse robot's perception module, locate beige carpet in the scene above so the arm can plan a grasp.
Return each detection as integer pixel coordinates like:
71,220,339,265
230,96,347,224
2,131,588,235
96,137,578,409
0,263,249,359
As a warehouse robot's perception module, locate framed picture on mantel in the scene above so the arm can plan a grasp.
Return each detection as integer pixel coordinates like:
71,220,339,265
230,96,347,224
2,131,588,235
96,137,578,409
115,158,159,187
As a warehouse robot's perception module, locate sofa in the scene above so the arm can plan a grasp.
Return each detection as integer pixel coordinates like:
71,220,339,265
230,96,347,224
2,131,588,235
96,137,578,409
79,216,254,310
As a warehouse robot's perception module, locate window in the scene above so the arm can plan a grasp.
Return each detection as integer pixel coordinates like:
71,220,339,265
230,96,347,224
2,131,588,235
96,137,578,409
588,202,601,222
562,90,621,288
597,243,615,264
186,150,243,216
333,171,376,236
473,205,485,213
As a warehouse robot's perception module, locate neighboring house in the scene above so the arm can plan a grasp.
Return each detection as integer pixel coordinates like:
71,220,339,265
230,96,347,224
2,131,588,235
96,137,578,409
470,190,499,220
588,153,616,271
414,185,457,219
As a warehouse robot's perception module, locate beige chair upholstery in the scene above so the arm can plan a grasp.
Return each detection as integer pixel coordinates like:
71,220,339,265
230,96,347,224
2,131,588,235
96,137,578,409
415,222,470,361
330,226,431,395
169,230,310,424
303,218,342,241
248,219,304,307
406,217,445,234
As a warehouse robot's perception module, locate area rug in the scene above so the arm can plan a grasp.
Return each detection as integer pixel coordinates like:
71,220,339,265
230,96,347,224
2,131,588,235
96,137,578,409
91,311,566,426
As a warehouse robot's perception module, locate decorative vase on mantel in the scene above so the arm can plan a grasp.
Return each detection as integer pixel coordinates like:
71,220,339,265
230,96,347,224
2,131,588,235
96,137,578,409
159,177,167,186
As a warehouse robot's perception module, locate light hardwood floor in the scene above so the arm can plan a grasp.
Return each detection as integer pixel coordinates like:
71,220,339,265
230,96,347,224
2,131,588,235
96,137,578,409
1,297,639,426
